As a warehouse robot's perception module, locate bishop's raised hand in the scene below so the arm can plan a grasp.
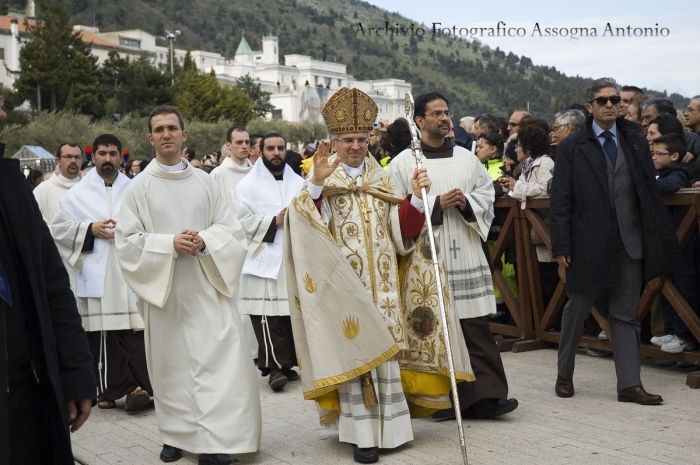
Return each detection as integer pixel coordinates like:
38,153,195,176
309,140,340,186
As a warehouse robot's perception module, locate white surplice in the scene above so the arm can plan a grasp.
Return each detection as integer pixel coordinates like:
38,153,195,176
234,162,304,317
33,171,82,294
114,158,262,455
390,146,497,319
211,156,258,358
52,169,141,332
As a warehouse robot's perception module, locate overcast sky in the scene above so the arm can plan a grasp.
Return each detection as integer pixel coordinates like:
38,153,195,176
364,0,699,97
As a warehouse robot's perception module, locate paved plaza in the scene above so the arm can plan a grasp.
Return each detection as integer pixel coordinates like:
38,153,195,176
71,348,700,465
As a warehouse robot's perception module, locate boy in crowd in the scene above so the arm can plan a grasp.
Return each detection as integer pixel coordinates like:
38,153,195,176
651,133,699,353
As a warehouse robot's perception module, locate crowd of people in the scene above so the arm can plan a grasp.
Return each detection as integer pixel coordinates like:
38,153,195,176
1,79,699,465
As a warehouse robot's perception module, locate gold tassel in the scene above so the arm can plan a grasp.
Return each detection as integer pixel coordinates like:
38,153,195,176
362,372,378,407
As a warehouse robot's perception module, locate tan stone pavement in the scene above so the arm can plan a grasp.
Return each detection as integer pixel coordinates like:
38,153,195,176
71,348,700,465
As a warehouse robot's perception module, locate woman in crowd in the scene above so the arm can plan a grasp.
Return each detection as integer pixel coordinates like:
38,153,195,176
500,122,557,308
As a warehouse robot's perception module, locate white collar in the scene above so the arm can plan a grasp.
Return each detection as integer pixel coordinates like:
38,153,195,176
341,161,364,178
157,159,187,172
57,172,80,184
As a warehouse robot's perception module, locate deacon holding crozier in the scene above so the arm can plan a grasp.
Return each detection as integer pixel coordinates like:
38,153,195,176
390,92,519,421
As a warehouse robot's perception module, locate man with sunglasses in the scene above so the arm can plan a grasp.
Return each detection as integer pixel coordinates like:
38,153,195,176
550,77,679,405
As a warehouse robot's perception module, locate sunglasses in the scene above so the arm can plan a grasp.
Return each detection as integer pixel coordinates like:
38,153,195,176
589,96,621,106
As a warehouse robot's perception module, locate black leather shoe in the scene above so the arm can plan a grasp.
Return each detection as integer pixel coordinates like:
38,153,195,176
198,453,239,465
467,398,519,419
352,445,379,463
160,445,182,462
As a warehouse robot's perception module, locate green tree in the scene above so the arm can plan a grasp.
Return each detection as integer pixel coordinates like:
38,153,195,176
14,0,104,116
235,74,275,118
98,52,172,116
174,69,255,124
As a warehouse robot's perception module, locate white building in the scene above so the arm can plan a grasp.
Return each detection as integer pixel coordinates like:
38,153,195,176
0,12,411,123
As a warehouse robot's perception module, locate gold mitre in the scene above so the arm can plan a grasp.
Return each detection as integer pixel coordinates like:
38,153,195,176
322,87,378,134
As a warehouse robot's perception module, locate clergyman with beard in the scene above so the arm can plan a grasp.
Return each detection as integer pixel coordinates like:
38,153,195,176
52,134,153,413
234,133,305,391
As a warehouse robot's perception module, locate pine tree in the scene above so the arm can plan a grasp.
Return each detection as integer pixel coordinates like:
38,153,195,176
235,74,275,118
14,1,104,116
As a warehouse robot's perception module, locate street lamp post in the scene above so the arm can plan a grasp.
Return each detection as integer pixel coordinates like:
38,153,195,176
164,30,181,85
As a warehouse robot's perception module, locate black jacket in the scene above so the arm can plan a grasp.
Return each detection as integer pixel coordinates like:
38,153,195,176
550,117,680,290
0,151,95,465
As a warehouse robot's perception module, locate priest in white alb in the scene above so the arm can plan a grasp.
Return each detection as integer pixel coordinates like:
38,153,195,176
33,142,83,293
52,134,152,413
234,133,304,391
115,106,261,465
285,88,473,464
210,125,258,362
390,91,518,421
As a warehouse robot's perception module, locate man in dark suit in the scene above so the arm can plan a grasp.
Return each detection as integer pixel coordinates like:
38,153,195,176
550,77,679,405
1,103,96,464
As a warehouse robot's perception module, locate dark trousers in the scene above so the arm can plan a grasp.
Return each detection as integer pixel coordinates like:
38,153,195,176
8,379,70,464
558,245,643,390
86,329,152,400
250,315,296,376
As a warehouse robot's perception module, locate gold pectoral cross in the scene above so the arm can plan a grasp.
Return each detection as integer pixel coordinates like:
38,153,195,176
360,201,372,224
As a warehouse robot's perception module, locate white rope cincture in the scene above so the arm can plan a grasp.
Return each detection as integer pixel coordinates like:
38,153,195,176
97,330,108,394
261,316,282,369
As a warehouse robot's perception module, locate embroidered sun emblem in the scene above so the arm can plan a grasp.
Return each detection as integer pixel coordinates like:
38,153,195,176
362,108,374,121
335,108,348,122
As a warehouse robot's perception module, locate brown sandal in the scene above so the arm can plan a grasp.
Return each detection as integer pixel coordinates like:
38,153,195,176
125,387,151,412
97,399,116,409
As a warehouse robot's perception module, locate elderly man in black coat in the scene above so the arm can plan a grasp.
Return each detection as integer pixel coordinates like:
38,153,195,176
550,77,679,405
1,133,96,464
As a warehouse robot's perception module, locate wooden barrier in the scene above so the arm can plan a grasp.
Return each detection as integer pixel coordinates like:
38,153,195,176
488,198,536,351
514,193,700,385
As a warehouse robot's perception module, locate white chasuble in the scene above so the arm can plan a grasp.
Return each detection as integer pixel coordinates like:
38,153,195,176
114,159,262,454
390,146,497,319
33,172,82,294
52,169,141,332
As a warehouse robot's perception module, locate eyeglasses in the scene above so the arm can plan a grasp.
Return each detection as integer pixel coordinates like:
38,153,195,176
651,151,673,157
551,124,566,132
60,155,82,161
427,110,453,118
588,96,621,106
339,138,369,146
508,122,519,128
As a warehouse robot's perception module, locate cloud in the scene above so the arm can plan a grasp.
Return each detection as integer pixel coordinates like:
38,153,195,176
364,1,699,96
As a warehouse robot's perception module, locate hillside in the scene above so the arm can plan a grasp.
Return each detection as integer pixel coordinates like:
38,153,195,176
3,0,689,120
